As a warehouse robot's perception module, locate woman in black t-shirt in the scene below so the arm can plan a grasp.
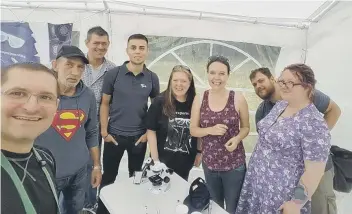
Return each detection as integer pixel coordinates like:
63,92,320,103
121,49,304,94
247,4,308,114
146,65,200,180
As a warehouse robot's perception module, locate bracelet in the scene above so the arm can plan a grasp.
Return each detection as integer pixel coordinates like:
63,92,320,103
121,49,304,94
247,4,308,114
196,149,202,154
103,134,110,139
93,165,101,170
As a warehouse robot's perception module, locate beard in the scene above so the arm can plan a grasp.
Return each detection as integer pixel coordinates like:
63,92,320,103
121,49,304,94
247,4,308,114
257,87,275,100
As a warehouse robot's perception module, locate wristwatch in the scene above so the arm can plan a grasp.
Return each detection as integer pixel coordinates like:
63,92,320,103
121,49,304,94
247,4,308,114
292,185,308,205
196,149,202,154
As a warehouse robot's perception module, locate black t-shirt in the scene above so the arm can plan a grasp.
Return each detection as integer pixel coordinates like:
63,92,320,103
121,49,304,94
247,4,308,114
146,94,197,178
1,146,58,214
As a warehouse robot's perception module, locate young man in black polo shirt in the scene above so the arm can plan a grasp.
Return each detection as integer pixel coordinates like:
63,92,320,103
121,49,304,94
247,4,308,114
1,63,59,214
97,34,160,214
250,67,341,214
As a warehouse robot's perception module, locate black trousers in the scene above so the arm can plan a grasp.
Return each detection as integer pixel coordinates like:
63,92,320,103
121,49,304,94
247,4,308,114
96,133,147,214
160,152,196,181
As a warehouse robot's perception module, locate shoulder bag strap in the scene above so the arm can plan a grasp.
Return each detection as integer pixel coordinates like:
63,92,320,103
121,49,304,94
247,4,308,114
32,148,60,214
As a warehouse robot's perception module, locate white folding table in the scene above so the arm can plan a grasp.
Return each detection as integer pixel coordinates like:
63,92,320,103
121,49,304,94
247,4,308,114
100,171,229,214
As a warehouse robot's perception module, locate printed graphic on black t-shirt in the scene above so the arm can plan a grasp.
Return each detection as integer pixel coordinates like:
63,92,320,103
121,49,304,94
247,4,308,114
164,111,193,154
145,94,197,179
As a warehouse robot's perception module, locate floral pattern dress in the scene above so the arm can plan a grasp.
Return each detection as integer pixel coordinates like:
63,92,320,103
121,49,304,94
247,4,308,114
200,90,245,171
235,101,331,214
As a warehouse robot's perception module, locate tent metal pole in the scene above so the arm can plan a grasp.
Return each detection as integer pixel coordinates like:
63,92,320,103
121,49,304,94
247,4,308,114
302,28,309,63
1,2,309,29
6,0,97,2
307,0,339,22
1,3,100,11
103,0,113,60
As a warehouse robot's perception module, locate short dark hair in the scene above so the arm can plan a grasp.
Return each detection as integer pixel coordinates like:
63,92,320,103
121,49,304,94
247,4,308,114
127,34,148,44
284,63,316,89
1,62,59,96
249,67,273,81
206,55,230,74
86,26,109,41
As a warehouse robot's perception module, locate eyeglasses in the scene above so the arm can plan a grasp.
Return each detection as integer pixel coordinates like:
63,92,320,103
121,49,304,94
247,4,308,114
1,31,25,48
1,89,58,106
277,80,303,89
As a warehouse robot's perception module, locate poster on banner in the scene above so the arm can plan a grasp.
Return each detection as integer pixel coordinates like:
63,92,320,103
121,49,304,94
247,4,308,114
1,22,73,68
145,35,281,153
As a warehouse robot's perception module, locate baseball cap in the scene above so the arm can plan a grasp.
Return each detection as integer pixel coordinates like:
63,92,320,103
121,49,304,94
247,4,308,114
56,45,89,64
183,177,210,213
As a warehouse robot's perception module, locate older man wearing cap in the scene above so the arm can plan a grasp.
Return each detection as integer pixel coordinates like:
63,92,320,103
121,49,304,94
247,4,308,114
35,45,102,214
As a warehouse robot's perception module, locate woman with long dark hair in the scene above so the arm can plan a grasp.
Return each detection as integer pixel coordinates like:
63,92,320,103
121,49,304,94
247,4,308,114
145,65,198,180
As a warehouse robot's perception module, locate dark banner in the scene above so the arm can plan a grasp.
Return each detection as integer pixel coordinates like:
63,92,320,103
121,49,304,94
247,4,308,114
48,23,73,61
1,22,39,66
1,22,73,67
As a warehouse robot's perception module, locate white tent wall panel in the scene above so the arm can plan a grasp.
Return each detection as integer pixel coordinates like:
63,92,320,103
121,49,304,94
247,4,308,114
1,7,307,73
306,2,352,151
1,7,307,72
132,1,326,20
1,8,79,24
109,13,307,75
274,47,307,78
0,8,110,35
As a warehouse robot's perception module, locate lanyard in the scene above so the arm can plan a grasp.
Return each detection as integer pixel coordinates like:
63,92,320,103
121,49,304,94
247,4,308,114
1,149,60,214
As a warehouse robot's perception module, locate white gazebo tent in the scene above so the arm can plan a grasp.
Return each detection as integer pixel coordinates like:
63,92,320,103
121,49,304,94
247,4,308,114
1,0,351,211
2,0,351,147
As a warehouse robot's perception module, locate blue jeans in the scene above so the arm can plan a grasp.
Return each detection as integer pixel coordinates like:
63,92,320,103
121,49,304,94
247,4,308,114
56,165,87,214
84,159,98,208
203,163,246,214
84,126,102,208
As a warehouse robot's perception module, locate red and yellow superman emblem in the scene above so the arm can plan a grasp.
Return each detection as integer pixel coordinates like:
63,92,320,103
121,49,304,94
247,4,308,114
52,110,86,141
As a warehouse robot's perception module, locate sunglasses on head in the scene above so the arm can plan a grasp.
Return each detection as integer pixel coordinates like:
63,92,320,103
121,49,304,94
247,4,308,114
173,65,192,73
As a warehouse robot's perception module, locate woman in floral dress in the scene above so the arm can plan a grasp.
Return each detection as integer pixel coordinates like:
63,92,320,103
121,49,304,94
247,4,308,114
235,64,331,214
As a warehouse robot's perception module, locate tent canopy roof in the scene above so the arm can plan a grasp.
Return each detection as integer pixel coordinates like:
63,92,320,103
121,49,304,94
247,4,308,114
1,0,338,28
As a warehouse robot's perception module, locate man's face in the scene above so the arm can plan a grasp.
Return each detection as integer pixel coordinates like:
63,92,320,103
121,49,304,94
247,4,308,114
53,57,85,88
251,72,276,100
1,69,58,142
126,39,148,65
86,34,109,59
